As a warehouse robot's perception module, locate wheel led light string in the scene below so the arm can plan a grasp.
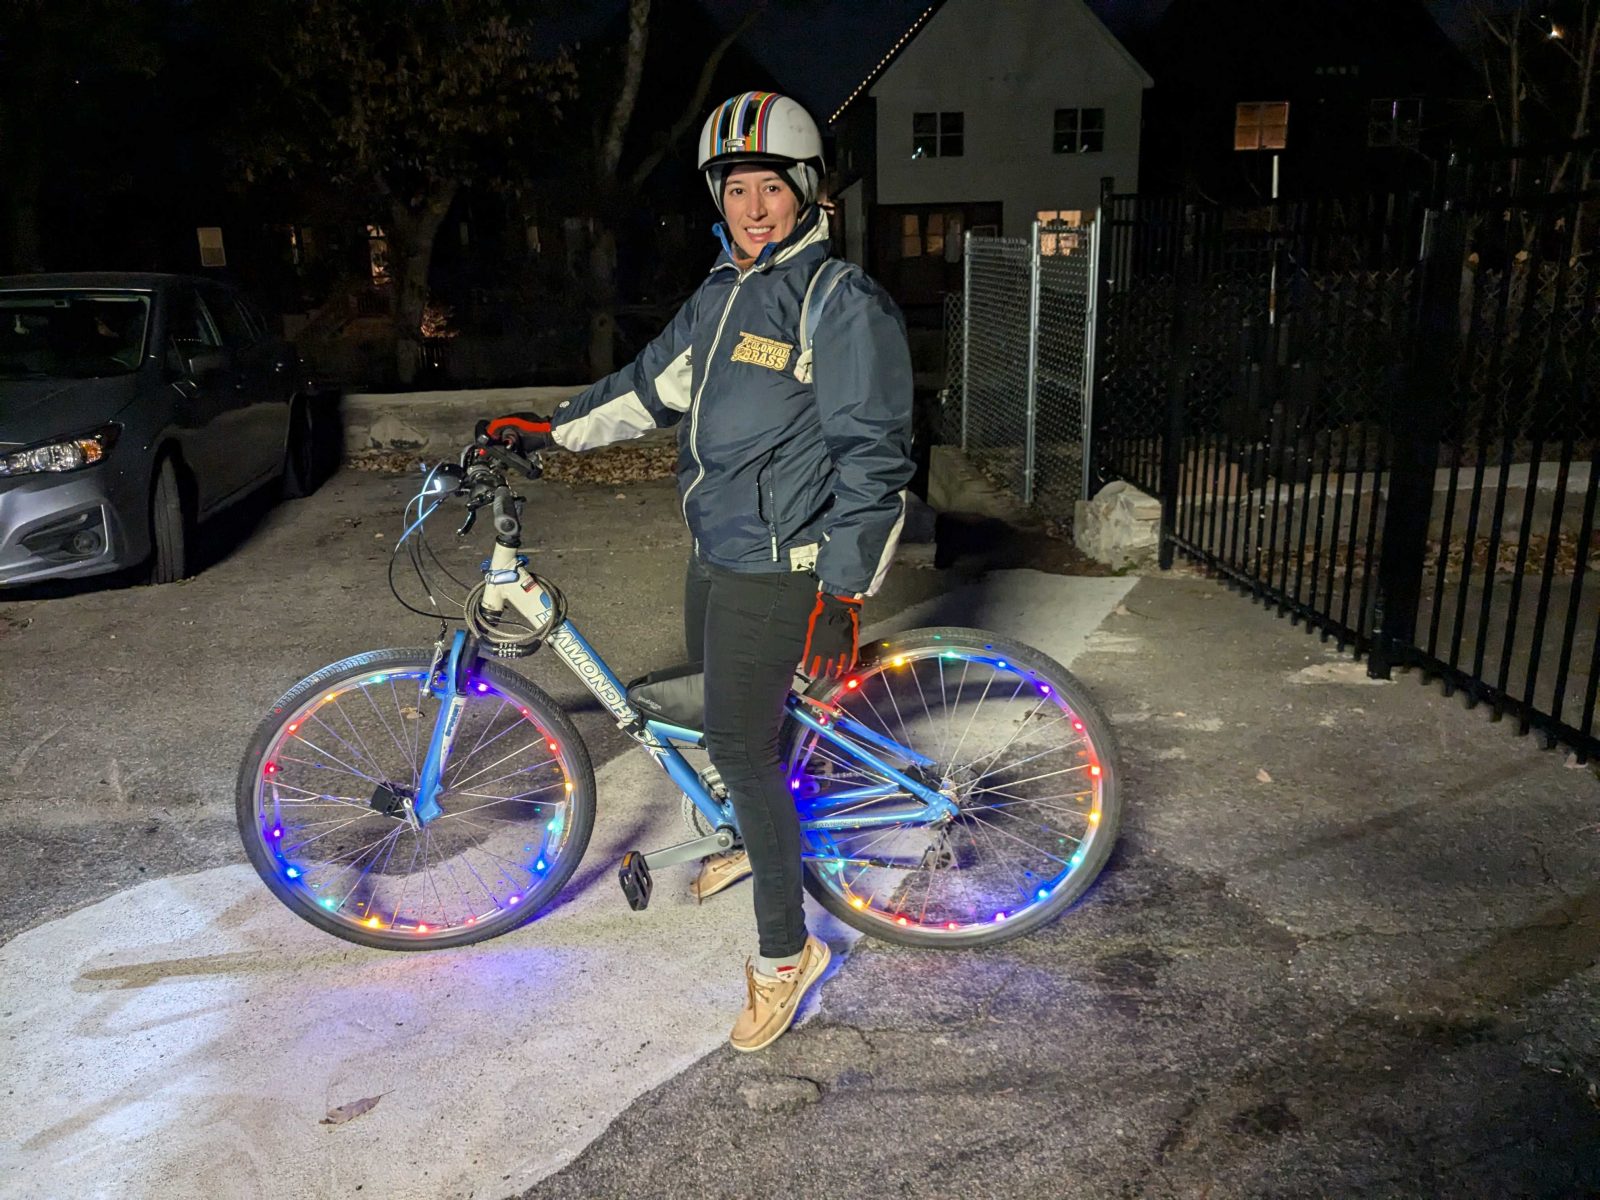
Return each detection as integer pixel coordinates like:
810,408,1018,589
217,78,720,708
259,669,452,934
823,644,1104,932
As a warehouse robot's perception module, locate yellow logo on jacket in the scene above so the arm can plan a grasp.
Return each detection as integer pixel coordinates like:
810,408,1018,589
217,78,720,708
730,331,793,372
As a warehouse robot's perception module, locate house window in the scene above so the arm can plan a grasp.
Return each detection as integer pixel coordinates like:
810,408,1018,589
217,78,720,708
901,213,923,257
367,224,391,284
912,111,963,159
1053,109,1104,154
893,209,967,259
1037,209,1084,256
1235,101,1289,151
1369,98,1422,148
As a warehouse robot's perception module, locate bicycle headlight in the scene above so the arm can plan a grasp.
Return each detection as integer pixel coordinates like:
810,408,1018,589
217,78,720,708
0,424,120,478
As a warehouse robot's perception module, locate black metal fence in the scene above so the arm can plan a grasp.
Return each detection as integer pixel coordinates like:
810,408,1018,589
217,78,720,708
1091,148,1600,762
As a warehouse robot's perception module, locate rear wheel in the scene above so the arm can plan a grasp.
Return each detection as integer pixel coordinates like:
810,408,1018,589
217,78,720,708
236,648,597,950
788,627,1120,948
147,457,188,584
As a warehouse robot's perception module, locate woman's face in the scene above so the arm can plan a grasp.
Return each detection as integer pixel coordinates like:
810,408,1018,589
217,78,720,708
721,166,798,258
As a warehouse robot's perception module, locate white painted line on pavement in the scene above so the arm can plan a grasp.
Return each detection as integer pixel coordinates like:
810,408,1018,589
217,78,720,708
0,570,1134,1200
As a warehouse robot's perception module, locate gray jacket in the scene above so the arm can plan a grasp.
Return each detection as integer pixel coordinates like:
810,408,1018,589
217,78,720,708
548,209,914,597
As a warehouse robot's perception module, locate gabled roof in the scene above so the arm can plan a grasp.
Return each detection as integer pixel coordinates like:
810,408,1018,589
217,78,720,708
829,3,946,124
829,0,1153,125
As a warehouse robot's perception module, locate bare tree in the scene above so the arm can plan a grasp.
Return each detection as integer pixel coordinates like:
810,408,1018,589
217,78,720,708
581,0,763,375
239,0,575,384
1473,0,1600,220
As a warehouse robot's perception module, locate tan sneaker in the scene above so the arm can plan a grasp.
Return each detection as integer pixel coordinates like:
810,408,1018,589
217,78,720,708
729,935,832,1053
689,850,752,903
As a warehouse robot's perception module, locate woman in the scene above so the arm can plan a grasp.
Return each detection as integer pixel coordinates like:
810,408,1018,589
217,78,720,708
485,91,913,1052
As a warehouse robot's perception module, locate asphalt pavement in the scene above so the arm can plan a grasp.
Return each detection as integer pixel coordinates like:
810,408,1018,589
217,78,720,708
1,464,1597,1199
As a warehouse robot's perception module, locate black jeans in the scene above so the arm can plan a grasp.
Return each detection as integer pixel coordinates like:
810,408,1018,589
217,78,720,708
685,554,817,958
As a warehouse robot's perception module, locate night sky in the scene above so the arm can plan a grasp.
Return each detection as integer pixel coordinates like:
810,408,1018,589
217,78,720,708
701,0,1479,118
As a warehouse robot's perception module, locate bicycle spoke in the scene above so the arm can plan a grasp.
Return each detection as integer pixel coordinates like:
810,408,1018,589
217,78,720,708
362,683,418,778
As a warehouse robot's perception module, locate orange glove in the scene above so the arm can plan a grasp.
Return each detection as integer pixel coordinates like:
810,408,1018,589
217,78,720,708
801,592,862,679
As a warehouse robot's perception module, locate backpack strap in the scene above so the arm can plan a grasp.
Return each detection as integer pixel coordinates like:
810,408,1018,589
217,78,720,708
794,258,860,384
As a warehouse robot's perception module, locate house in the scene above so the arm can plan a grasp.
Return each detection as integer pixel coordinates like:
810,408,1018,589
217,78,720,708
828,0,1152,313
1130,0,1480,203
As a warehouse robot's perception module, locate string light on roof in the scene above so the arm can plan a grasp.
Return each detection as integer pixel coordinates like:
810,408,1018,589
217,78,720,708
830,5,940,123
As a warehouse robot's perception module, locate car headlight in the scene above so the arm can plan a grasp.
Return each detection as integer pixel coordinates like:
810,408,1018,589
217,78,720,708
0,425,120,478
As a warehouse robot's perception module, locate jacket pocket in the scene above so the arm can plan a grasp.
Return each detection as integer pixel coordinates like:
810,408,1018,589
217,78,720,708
756,457,780,562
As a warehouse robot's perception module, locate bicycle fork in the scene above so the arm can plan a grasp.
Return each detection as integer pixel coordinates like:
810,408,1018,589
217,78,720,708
413,629,475,825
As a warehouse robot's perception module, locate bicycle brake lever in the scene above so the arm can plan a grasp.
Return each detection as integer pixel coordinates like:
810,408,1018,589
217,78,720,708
457,506,479,537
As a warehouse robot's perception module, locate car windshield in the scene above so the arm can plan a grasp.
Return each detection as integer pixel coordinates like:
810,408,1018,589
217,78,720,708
0,290,151,380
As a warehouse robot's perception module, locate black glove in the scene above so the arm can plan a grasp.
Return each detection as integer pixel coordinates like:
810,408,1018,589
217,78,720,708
476,412,552,454
800,591,862,680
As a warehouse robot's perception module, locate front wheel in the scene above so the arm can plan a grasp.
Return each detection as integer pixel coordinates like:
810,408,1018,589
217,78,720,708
237,648,596,950
788,627,1120,948
147,457,189,584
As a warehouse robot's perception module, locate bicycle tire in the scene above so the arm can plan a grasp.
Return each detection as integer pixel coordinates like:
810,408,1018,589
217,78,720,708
787,626,1121,949
237,647,596,950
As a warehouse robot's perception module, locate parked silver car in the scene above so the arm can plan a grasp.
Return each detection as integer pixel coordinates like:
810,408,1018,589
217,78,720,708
0,272,317,586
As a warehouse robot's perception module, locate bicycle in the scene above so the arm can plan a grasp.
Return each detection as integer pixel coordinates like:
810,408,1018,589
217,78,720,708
236,436,1121,951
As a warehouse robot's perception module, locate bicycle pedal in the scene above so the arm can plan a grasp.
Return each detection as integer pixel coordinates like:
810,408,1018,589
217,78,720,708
618,850,653,911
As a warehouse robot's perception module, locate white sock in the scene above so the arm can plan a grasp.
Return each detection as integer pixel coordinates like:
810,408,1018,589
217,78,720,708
756,949,804,978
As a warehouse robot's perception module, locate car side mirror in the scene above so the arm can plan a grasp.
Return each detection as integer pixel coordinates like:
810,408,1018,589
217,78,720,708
166,344,230,379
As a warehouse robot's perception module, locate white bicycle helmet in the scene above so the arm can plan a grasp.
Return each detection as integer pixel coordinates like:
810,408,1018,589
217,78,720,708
697,91,824,215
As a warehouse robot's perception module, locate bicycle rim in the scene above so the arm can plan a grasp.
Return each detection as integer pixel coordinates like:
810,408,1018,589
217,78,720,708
791,631,1115,942
243,658,584,945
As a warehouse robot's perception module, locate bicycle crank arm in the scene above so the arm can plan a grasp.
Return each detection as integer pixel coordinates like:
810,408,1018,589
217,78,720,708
643,828,736,871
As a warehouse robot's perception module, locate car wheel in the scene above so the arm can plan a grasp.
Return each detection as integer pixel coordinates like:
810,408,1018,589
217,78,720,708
148,458,189,584
280,399,315,499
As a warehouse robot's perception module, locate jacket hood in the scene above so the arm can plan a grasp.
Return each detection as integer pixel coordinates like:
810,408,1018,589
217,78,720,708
0,374,143,448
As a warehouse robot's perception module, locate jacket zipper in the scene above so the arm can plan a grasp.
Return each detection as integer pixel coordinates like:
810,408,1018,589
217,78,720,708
760,460,780,561
681,268,744,525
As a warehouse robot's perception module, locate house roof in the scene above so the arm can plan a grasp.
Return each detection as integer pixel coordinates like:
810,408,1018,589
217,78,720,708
828,0,1153,125
829,3,945,124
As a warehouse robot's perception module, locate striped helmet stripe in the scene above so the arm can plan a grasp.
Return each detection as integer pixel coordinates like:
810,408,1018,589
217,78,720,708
750,92,778,151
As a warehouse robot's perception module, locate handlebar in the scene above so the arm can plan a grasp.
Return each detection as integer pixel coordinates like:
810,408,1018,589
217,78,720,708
418,439,543,543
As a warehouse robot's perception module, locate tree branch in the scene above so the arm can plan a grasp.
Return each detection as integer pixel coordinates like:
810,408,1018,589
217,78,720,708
627,3,764,191
600,0,650,182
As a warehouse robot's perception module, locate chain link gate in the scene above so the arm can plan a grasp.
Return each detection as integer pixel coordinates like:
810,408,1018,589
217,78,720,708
951,220,1098,516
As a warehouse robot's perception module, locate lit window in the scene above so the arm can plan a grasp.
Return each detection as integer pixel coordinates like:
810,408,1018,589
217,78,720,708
1053,108,1104,154
926,212,945,257
912,111,964,159
1037,210,1084,256
367,224,391,284
1368,98,1422,149
1235,102,1289,151
901,213,922,258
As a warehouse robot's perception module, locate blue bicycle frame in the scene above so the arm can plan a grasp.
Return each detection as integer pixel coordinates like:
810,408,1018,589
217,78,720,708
412,622,959,837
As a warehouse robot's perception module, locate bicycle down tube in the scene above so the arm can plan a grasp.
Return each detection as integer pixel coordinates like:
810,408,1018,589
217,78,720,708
469,542,955,836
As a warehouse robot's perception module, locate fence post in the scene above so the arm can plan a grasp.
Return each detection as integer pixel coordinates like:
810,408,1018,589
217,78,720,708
961,228,972,453
1087,175,1116,498
1080,211,1103,503
1024,219,1043,506
1158,203,1195,570
1369,195,1465,678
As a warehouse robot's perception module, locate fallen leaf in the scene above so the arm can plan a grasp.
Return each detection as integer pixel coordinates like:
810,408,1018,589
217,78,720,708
1256,768,1273,783
1113,604,1131,616
321,1094,384,1126
614,493,627,500
1172,711,1186,718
